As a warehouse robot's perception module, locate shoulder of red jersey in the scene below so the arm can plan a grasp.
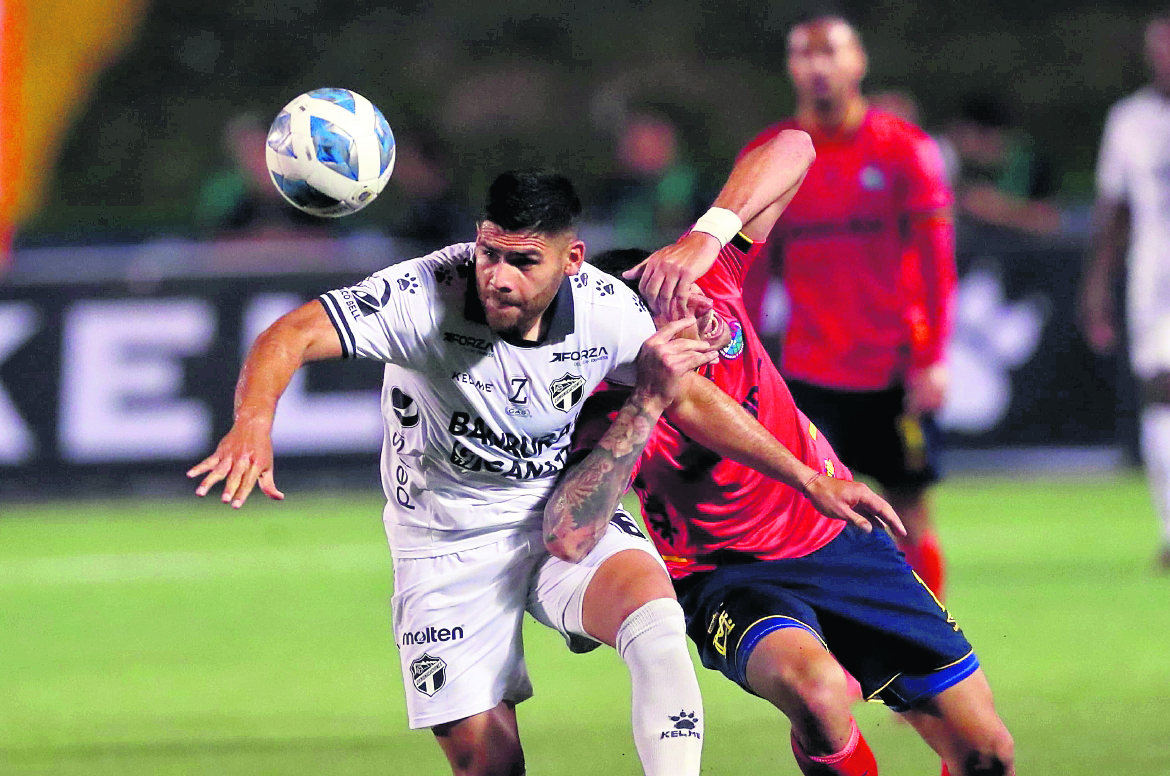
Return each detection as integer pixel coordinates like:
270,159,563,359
865,109,933,145
866,109,952,206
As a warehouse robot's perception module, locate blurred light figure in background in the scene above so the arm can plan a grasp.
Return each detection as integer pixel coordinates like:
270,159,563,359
1081,13,1170,572
194,112,327,239
382,133,471,247
599,108,702,250
740,15,957,603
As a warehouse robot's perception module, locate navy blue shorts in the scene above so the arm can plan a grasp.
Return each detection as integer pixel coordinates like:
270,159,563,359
673,524,977,712
786,379,943,489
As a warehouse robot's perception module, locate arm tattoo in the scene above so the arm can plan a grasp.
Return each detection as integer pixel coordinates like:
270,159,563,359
544,393,660,560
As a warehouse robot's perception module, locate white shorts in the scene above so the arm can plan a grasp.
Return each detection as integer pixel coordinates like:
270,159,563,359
391,509,663,729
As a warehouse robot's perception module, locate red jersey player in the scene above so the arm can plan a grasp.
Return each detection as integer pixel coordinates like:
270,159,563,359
546,131,1014,776
740,15,957,599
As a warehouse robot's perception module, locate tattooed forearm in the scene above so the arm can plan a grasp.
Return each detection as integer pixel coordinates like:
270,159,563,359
544,391,661,562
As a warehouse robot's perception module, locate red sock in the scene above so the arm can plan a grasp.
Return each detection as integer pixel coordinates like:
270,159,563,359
900,530,946,601
790,719,878,776
941,764,951,776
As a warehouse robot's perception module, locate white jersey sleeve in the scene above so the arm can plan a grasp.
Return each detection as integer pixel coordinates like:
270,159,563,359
591,274,656,387
1096,101,1130,201
317,243,471,366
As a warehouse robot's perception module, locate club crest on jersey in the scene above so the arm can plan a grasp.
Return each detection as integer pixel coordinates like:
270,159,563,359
719,320,744,359
860,165,886,191
549,373,587,412
410,653,447,696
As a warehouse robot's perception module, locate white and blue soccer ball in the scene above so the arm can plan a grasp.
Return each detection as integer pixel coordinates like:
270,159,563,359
265,88,396,217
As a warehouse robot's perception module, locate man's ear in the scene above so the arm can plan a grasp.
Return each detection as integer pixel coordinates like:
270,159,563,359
564,239,586,276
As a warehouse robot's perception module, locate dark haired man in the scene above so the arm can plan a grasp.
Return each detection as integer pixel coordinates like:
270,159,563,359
551,134,1014,775
739,14,958,601
190,166,851,776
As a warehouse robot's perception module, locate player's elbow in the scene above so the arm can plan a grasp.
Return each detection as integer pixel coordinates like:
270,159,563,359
544,534,586,563
776,129,816,168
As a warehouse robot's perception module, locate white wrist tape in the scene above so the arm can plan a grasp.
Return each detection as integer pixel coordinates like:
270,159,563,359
689,207,743,247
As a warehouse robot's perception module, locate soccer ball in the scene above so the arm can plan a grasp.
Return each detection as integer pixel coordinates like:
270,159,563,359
265,88,396,217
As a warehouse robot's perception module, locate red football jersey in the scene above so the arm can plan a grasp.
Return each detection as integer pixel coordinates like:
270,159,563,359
573,238,848,579
740,109,954,390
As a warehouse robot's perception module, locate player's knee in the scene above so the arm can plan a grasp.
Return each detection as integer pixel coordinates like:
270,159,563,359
433,715,525,776
953,720,1014,776
750,641,849,720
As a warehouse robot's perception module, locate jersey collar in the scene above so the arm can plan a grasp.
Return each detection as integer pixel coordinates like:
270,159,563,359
463,275,576,348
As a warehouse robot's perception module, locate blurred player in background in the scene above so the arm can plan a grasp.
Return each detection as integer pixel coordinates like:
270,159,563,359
1081,13,1170,572
558,134,1014,776
740,14,957,599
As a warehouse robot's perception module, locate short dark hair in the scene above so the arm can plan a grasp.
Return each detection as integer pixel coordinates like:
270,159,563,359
482,170,582,235
960,94,1012,129
589,248,650,295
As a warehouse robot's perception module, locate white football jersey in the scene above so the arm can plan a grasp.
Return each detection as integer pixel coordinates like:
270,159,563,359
318,243,656,557
1096,87,1170,375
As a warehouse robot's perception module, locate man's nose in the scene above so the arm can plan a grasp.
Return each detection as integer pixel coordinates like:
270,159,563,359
488,264,514,292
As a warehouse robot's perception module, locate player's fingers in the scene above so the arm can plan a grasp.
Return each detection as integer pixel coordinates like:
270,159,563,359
187,456,218,479
865,495,906,536
840,505,874,533
195,458,232,497
622,258,649,281
232,465,262,510
220,456,253,505
656,274,682,319
258,470,285,501
653,316,697,342
638,266,665,311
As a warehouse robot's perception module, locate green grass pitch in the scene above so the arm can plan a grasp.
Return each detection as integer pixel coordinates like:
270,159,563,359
2,475,1169,775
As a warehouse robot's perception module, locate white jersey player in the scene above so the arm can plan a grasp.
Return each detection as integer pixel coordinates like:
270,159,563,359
317,241,653,557
1082,15,1170,571
188,168,785,776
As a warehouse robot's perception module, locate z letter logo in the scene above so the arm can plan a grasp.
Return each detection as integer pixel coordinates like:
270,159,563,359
548,373,586,413
410,653,447,696
508,377,530,404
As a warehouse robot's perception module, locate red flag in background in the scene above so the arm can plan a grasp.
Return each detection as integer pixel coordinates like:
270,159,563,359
0,0,25,273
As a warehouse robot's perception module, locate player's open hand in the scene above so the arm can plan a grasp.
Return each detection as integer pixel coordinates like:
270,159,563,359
802,473,906,537
624,231,722,321
634,317,718,411
187,420,284,509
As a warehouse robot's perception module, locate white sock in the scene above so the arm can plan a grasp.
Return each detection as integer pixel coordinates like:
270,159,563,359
615,598,704,776
1141,405,1170,544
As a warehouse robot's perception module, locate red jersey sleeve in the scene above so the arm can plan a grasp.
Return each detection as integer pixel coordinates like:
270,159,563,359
896,128,956,369
901,130,953,212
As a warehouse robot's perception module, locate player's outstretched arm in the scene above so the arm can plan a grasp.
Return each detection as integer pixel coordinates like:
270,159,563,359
628,129,815,318
666,377,906,536
544,319,717,562
1079,196,1129,355
187,300,343,509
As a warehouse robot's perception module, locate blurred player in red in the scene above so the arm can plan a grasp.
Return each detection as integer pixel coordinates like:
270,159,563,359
740,14,957,599
549,132,1014,776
